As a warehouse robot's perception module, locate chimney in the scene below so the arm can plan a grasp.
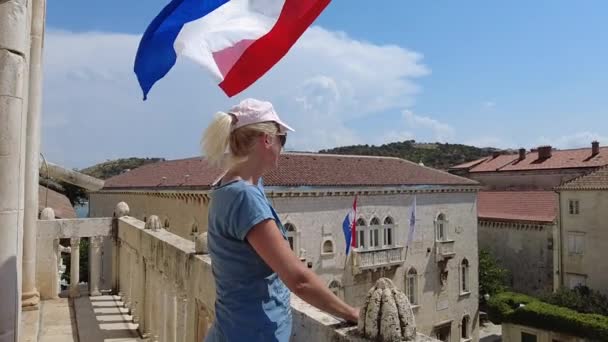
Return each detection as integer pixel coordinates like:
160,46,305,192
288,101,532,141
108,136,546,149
538,145,552,159
592,141,600,156
518,148,526,161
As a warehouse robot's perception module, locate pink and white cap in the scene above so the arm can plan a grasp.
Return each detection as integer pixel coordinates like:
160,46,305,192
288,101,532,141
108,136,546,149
229,98,295,133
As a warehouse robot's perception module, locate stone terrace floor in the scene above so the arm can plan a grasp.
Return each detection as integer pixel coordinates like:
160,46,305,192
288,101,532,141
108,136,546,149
21,290,141,342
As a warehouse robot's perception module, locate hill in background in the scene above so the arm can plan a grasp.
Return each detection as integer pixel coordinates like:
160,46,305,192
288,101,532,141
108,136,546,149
80,157,165,180
319,140,506,170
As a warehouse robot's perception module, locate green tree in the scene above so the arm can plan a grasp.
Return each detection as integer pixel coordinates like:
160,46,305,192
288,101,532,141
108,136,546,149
479,248,509,298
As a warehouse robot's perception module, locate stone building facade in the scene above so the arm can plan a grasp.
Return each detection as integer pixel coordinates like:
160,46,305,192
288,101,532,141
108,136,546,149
450,142,607,297
90,153,481,342
556,167,608,296
476,191,558,295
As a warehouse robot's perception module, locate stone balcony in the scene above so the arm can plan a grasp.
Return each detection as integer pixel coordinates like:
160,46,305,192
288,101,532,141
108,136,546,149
24,203,438,342
435,239,456,261
351,246,404,274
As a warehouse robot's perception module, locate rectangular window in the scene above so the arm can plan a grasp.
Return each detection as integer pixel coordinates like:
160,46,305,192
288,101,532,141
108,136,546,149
358,230,366,248
370,229,380,248
384,228,393,246
521,332,538,342
406,276,417,305
568,232,584,255
569,200,580,215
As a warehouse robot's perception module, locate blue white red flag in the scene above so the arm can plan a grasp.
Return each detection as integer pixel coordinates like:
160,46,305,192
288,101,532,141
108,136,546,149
134,0,331,99
342,196,357,255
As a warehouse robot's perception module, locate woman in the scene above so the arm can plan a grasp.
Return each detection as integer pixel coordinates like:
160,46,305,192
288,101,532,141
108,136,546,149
202,98,359,341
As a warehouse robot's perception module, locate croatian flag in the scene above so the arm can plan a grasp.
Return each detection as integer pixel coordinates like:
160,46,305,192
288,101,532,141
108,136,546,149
342,196,357,255
134,0,331,99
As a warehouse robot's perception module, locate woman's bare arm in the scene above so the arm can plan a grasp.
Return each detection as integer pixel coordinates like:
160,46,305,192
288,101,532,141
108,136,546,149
246,219,359,322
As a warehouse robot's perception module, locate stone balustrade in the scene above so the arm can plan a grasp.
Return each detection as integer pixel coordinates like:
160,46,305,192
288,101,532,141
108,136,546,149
352,246,404,273
34,202,438,341
36,207,113,299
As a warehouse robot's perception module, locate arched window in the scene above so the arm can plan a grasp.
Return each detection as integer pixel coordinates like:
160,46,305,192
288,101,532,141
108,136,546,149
369,217,381,248
461,259,470,293
406,268,418,305
322,239,334,254
285,223,297,251
383,216,394,247
436,213,448,241
356,218,367,249
461,315,470,339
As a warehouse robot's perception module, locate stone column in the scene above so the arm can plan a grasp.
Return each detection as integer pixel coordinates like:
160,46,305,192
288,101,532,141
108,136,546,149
113,202,129,294
21,0,46,312
69,237,80,298
0,0,30,340
89,236,103,296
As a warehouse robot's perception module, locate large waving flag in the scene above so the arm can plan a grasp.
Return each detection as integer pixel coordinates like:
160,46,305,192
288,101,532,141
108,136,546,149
342,196,357,255
134,0,331,99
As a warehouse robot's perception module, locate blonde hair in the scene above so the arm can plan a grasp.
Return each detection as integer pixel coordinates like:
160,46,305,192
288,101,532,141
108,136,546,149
201,112,279,169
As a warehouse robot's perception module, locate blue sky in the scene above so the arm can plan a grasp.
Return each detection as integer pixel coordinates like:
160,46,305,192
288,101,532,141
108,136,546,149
44,1,608,168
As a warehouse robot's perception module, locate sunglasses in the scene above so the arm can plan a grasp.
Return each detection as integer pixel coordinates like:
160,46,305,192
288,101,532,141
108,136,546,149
276,133,287,147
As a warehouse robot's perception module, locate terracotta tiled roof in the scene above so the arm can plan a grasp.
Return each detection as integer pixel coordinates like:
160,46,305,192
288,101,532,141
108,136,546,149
451,146,608,173
448,157,489,170
467,154,520,172
557,166,608,191
477,191,557,223
102,153,478,190
38,185,76,219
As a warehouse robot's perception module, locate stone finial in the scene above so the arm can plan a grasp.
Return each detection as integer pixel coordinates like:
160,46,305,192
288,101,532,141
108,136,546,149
194,232,209,254
114,202,130,217
40,207,55,220
145,215,162,231
358,278,416,342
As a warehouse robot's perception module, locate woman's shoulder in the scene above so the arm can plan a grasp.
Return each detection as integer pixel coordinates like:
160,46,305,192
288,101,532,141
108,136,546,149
211,180,265,202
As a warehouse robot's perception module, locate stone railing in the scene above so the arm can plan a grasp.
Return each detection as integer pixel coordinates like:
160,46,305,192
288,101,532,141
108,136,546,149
35,202,438,342
36,207,112,299
114,211,214,342
352,246,404,273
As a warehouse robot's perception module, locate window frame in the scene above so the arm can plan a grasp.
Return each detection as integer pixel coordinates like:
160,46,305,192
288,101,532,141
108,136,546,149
568,199,580,215
406,267,419,306
435,213,449,242
460,259,470,294
567,231,585,256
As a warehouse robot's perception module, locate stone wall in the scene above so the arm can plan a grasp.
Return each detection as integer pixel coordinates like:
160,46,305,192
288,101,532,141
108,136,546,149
478,220,556,295
559,190,608,296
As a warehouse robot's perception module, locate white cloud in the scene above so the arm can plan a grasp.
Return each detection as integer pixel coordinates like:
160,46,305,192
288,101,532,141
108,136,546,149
537,132,608,149
402,110,455,142
42,27,429,168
